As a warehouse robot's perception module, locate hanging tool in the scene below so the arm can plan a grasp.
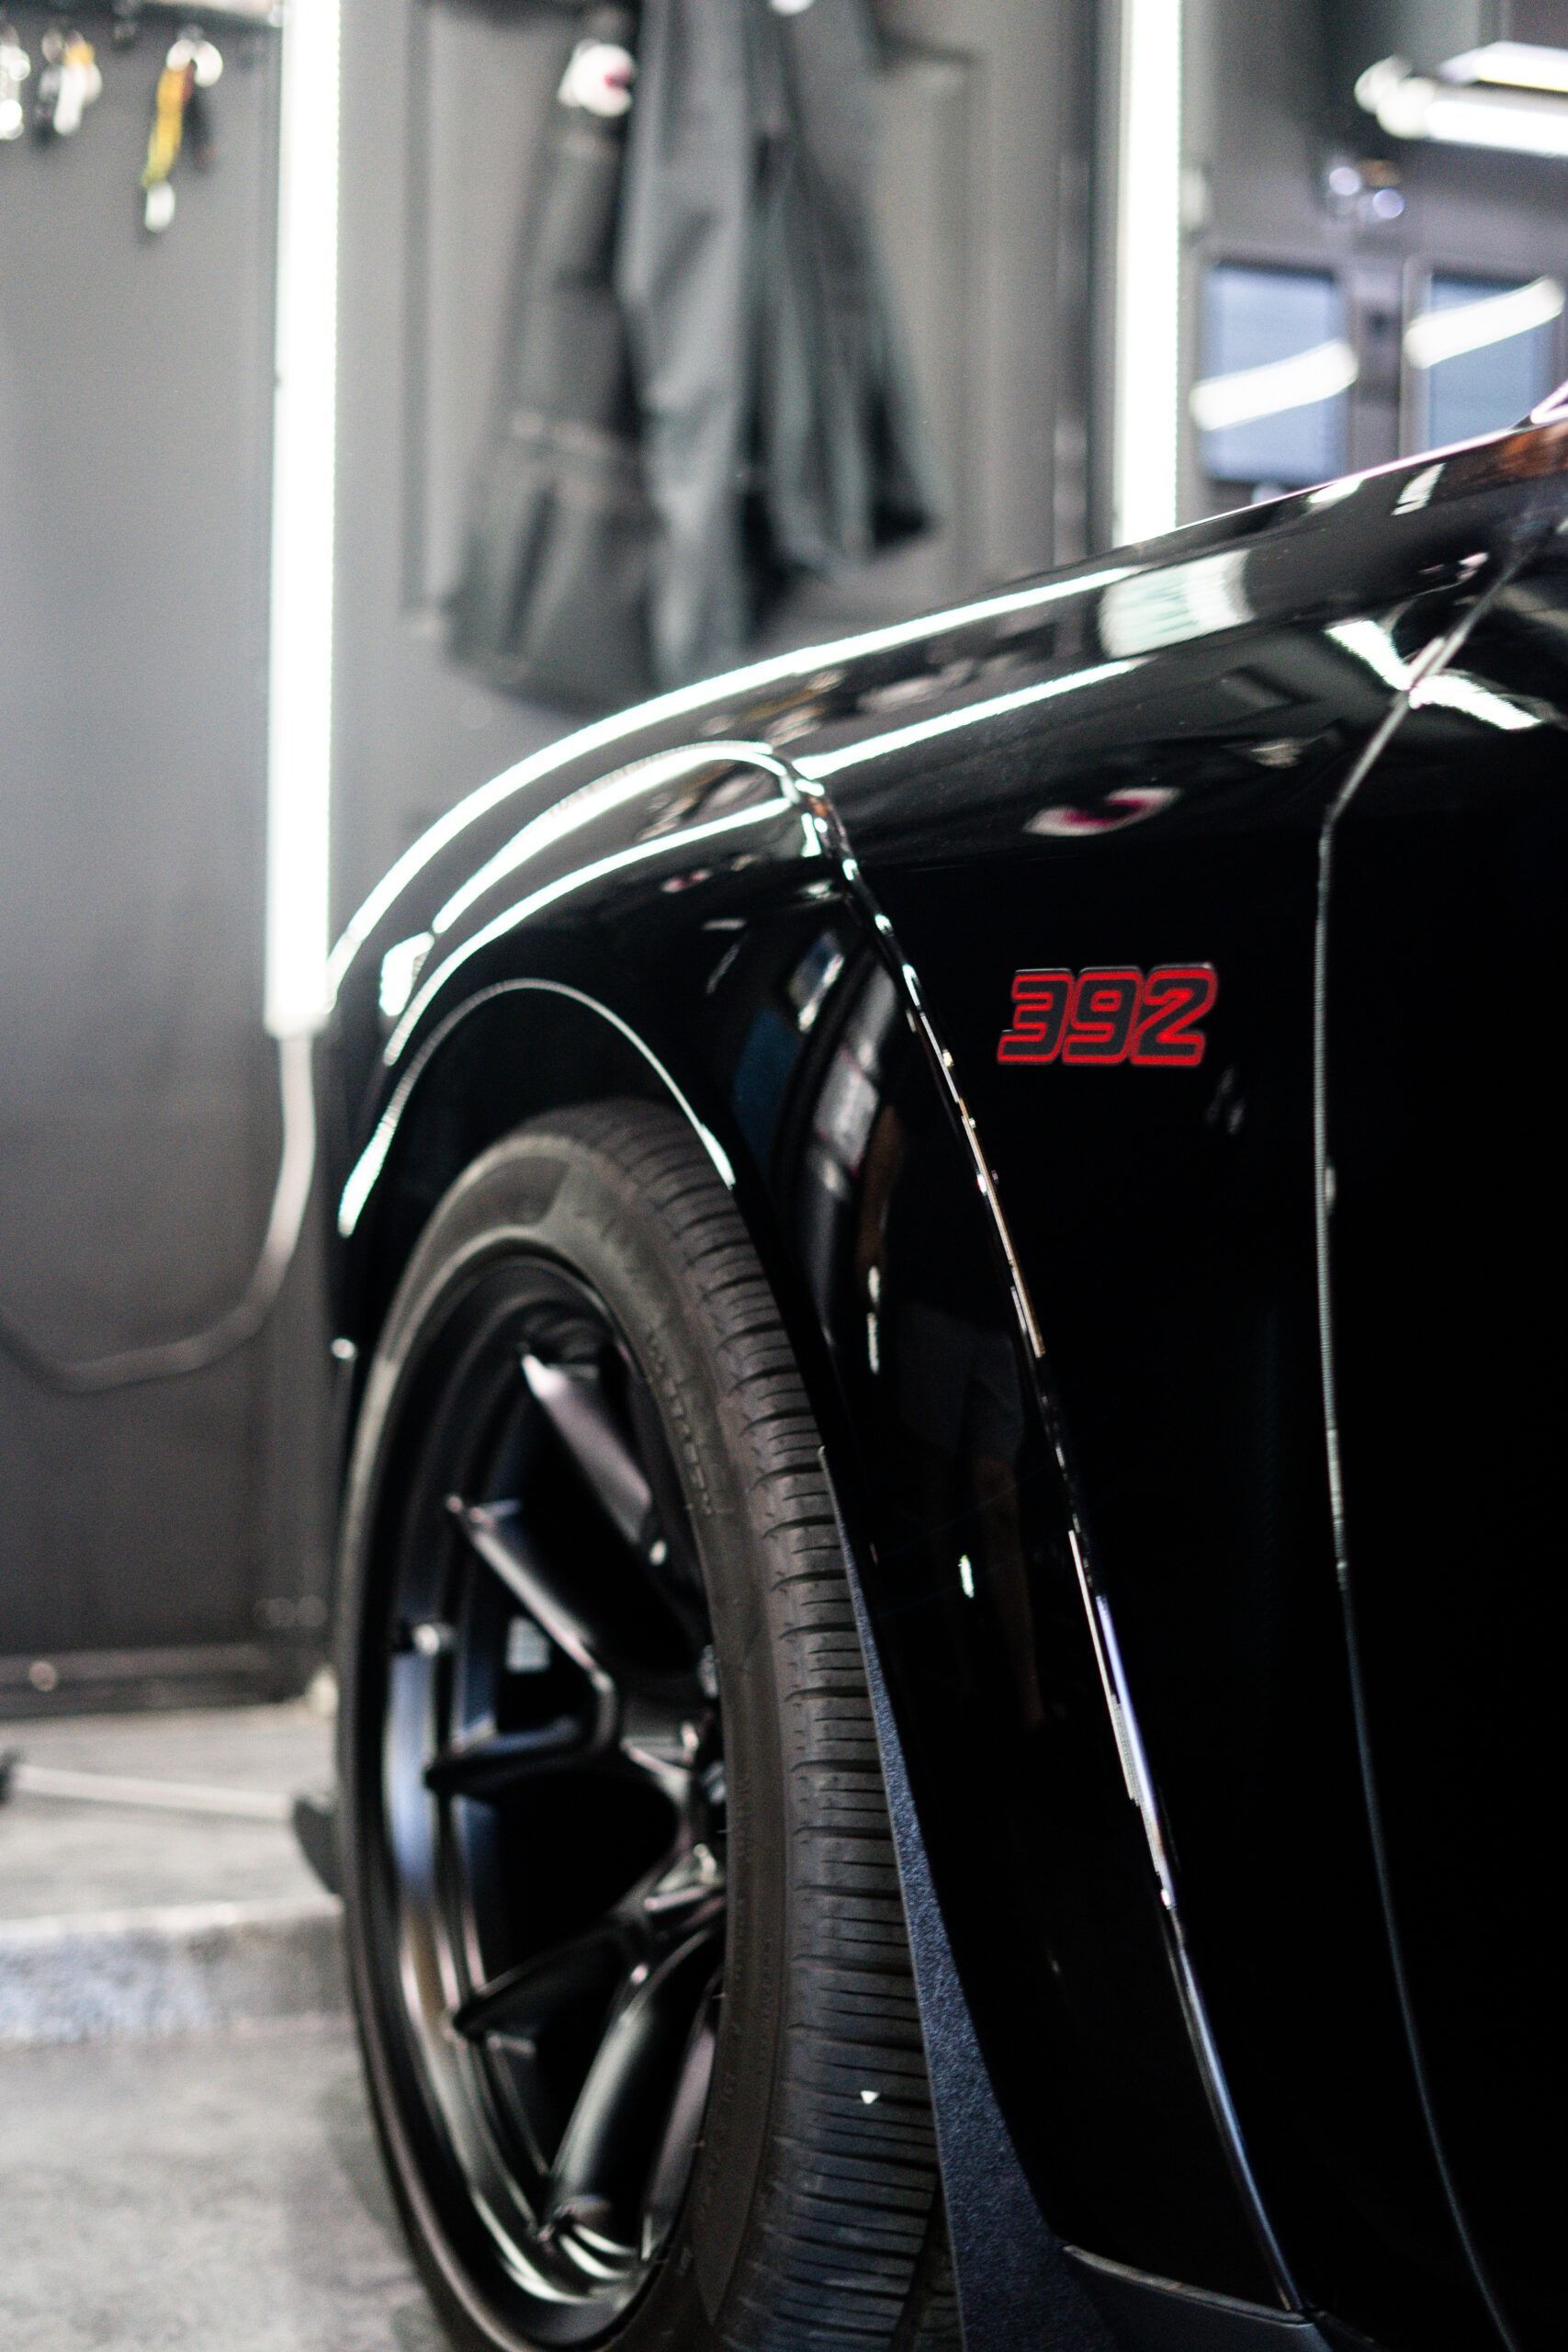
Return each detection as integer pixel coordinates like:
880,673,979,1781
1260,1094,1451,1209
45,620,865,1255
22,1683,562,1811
32,26,102,139
1,23,29,142
141,25,220,232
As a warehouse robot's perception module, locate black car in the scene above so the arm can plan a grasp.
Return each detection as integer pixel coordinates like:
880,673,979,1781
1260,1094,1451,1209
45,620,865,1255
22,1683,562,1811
320,412,1564,2352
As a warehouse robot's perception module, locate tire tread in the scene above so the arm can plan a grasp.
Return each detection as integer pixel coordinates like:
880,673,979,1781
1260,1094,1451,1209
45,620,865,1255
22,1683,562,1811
546,1102,959,2352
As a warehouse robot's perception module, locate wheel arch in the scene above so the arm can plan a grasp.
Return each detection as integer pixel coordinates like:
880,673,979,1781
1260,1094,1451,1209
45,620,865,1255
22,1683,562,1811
333,956,938,1571
338,981,701,1371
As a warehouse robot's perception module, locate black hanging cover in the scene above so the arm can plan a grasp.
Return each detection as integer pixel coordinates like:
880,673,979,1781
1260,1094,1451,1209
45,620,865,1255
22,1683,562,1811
447,6,656,709
450,0,936,710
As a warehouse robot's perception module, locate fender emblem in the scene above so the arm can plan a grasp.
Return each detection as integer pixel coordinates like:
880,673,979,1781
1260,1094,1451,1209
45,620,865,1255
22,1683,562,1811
998,966,1217,1068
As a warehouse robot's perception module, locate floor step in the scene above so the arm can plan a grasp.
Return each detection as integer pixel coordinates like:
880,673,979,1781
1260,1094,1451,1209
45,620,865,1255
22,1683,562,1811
0,1894,345,2045
0,1700,345,2045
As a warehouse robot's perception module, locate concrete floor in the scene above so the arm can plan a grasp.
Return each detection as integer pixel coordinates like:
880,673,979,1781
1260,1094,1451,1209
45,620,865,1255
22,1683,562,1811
0,2018,447,2351
1,1702,333,1918
0,1704,446,2346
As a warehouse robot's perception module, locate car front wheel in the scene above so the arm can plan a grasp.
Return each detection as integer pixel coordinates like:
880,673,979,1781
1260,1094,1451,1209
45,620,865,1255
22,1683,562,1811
337,1100,958,2352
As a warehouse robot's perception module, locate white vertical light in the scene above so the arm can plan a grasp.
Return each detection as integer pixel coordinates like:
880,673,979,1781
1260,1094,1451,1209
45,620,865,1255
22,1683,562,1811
265,0,343,1038
1113,0,1184,546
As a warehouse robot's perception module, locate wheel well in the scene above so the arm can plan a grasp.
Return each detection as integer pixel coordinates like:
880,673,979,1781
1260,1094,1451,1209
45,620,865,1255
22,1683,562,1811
348,986,668,1363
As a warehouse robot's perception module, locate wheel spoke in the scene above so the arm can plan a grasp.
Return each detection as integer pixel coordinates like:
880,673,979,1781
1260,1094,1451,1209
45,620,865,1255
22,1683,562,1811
636,1844,726,1952
521,1355,654,1552
547,1927,723,2244
424,1717,593,1800
446,1498,620,1740
642,1988,720,2246
452,1923,626,2043
449,1492,704,1711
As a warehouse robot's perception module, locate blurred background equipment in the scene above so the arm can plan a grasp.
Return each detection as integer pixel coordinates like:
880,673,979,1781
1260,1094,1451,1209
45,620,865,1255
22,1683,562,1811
1331,0,1568,157
1179,0,1568,519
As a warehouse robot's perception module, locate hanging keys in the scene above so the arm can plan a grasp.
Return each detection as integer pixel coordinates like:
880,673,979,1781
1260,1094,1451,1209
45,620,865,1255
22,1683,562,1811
33,27,102,140
51,28,100,138
175,27,220,169
0,23,29,143
28,28,59,136
141,27,220,233
557,33,635,118
141,53,188,231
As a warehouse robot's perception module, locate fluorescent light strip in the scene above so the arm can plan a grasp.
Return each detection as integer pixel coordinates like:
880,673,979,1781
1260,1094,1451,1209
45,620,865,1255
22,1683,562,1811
1359,55,1568,159
431,741,788,938
1414,673,1542,730
384,797,800,1065
1326,618,1411,692
1442,42,1568,96
1328,620,1540,730
795,659,1148,783
1190,339,1359,434
265,0,343,1037
1113,0,1184,543
1425,88,1568,154
1404,275,1564,370
324,564,1137,1002
1099,548,1250,657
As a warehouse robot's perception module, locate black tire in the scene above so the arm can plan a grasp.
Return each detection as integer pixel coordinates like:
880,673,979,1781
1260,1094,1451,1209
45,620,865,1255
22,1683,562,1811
338,1100,959,2352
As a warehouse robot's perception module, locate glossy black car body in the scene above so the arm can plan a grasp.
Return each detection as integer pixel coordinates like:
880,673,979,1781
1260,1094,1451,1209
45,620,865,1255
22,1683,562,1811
322,415,1567,2352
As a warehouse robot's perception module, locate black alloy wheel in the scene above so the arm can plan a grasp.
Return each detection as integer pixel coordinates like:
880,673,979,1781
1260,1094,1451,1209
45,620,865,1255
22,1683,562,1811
338,1102,958,2352
368,1257,725,2324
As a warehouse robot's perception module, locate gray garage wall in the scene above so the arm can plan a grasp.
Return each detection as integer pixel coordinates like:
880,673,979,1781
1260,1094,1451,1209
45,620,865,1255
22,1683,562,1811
0,11,330,1709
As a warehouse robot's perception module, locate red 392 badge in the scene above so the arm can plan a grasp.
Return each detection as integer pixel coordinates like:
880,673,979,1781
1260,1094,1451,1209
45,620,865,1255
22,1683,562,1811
997,965,1217,1068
